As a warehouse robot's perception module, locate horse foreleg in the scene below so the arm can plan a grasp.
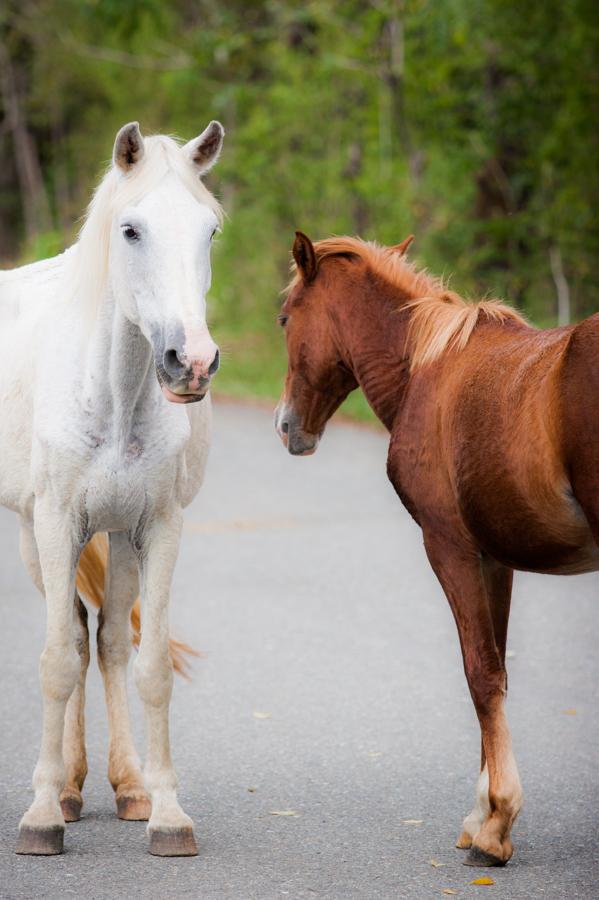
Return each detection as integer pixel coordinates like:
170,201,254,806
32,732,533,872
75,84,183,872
424,534,522,867
456,562,513,850
98,532,150,821
16,507,80,856
133,510,197,856
60,596,90,822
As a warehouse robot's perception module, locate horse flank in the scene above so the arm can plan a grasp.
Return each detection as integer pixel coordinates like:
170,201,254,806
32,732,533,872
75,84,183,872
290,236,526,369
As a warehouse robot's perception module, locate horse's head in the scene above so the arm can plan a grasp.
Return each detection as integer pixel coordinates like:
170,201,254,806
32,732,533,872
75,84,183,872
274,231,358,455
108,121,224,404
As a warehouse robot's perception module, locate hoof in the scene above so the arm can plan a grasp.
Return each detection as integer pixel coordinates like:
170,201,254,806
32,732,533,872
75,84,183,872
116,793,152,822
60,796,83,823
16,825,64,856
456,830,473,850
464,845,508,867
148,827,198,857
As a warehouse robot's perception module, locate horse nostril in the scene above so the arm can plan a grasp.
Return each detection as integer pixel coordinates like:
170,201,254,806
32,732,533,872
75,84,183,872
208,348,220,376
163,348,186,379
281,420,289,434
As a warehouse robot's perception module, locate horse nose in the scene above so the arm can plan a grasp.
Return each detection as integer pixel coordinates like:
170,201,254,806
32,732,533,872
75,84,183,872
281,419,289,434
208,348,220,376
163,347,187,380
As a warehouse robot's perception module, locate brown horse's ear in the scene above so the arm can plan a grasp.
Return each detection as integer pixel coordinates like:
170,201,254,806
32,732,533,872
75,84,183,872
293,231,318,283
393,234,414,256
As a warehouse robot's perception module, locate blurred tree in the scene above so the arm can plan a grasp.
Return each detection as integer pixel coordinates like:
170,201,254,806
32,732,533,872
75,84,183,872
1,0,598,410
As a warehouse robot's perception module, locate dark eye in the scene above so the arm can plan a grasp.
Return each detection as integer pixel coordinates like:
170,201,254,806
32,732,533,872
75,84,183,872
211,227,219,240
122,225,139,242
277,314,288,327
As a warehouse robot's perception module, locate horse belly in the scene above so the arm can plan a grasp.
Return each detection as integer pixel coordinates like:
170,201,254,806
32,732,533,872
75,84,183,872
460,482,599,574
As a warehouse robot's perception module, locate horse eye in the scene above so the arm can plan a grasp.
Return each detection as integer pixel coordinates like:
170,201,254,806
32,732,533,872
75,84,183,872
277,314,288,327
122,225,139,242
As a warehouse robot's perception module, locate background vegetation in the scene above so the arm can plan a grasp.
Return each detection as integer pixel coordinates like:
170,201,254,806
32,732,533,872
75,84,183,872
2,1,598,418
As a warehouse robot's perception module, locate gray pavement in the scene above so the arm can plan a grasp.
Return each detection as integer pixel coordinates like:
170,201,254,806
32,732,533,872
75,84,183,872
0,399,597,900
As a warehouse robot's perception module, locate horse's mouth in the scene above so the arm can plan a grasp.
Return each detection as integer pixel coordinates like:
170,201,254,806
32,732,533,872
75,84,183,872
156,369,208,404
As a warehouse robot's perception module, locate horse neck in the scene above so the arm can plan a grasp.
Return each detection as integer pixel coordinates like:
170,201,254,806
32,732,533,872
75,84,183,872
331,273,412,431
83,291,154,447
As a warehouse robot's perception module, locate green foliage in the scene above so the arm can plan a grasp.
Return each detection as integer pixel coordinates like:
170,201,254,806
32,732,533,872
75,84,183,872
1,0,598,416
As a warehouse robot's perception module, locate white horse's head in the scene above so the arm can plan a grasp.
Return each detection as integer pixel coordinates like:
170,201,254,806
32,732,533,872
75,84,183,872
74,121,225,404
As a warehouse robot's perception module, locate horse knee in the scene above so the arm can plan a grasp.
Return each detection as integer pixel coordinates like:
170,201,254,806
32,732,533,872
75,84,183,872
40,645,80,702
134,651,172,707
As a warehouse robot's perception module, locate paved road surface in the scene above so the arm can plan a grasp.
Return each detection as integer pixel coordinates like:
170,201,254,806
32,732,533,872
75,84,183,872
0,400,597,899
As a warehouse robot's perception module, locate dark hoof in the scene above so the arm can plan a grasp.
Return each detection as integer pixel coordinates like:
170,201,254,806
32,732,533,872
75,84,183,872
60,796,83,823
16,825,64,856
148,827,198,857
464,845,508,867
116,794,152,821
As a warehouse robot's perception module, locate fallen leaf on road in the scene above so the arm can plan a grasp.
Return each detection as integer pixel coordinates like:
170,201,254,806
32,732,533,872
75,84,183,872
563,708,577,715
247,787,257,792
442,890,457,895
270,810,299,817
429,859,444,867
253,711,272,719
471,876,495,885
402,819,423,825
368,751,383,758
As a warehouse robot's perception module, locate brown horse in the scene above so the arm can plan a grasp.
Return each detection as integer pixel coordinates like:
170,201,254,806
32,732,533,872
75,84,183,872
275,230,599,867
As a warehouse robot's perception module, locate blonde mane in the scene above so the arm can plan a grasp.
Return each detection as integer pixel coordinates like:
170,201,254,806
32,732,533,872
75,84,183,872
65,135,223,319
292,236,525,369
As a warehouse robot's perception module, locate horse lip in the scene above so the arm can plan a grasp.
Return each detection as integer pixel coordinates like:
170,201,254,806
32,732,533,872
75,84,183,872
155,367,208,404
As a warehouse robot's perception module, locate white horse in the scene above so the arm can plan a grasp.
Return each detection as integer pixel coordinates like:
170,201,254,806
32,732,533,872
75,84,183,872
0,120,224,856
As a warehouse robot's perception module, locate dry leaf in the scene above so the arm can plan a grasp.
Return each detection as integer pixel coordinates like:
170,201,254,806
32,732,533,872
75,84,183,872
247,787,257,793
442,890,458,896
368,751,383,758
402,819,423,825
269,810,299,817
253,711,272,719
563,708,577,715
429,859,444,867
471,876,495,885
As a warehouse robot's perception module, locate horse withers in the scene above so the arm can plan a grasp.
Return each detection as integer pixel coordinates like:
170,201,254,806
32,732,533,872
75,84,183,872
0,120,224,856
275,230,599,866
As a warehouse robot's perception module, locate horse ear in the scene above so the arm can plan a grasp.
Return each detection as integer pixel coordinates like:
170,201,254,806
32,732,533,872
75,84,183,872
183,121,225,174
293,231,318,283
113,122,145,172
393,234,414,256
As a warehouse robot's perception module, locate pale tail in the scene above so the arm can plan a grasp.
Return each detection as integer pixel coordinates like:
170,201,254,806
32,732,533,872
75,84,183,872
76,533,198,677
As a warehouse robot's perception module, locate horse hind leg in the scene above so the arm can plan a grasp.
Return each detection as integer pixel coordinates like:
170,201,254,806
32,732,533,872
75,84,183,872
456,562,513,851
97,532,150,821
424,534,522,866
59,596,90,822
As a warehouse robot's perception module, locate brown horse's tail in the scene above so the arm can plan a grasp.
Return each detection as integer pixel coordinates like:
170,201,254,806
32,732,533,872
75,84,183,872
76,533,198,678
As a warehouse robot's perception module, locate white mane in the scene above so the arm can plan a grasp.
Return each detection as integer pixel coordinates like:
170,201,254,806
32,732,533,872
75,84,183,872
65,135,223,319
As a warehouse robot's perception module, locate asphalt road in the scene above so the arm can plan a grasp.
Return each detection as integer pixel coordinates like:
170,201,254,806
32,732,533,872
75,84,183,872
0,399,597,900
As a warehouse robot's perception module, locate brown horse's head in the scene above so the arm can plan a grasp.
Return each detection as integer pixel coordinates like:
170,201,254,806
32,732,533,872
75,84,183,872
274,231,359,455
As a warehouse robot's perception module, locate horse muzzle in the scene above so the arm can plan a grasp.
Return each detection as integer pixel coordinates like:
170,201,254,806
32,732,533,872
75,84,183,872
156,345,220,404
274,403,320,456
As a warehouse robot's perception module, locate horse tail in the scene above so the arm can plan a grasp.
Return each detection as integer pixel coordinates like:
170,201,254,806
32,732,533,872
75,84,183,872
76,533,198,678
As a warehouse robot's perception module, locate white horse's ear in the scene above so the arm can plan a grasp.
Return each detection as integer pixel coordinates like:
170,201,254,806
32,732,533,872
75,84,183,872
113,122,145,172
183,121,224,174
